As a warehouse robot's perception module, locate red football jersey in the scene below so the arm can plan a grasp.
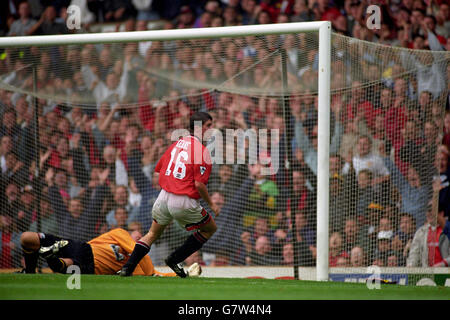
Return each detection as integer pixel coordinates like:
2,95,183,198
155,135,212,199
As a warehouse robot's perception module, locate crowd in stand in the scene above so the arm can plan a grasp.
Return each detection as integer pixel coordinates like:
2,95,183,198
0,0,449,269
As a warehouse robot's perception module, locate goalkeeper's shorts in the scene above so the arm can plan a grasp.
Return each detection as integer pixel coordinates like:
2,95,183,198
38,233,95,274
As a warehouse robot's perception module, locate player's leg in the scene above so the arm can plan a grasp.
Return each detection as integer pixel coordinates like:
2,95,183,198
120,220,168,276
120,191,172,276
166,216,217,270
165,198,217,277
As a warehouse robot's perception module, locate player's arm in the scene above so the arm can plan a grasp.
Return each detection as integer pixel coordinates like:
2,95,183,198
195,181,219,216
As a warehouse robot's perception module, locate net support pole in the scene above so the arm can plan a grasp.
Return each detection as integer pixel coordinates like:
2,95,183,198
316,22,332,281
32,66,42,273
279,49,298,280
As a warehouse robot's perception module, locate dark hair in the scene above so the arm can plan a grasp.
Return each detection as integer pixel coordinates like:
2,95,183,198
425,15,437,25
189,111,212,133
115,206,128,214
358,169,373,180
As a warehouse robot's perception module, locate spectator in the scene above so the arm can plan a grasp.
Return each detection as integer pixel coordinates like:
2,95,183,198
281,242,294,266
336,256,350,267
329,231,349,267
132,0,160,21
400,23,446,100
105,185,138,228
0,214,21,268
81,58,131,109
202,166,256,265
208,164,236,198
101,145,128,186
290,0,313,22
391,212,416,266
241,0,259,25
398,119,425,175
260,0,294,23
0,109,21,143
372,230,394,266
0,135,13,174
407,206,450,267
8,2,37,36
284,160,316,226
29,194,58,235
47,167,108,242
355,169,378,219
435,3,450,38
342,135,390,188
341,217,365,255
242,162,279,229
384,78,409,150
350,246,366,267
387,253,400,267
361,202,385,260
280,211,316,266
110,206,129,230
443,111,450,151
15,185,35,233
246,235,279,266
3,182,20,221
28,6,68,36
174,5,195,29
242,216,275,249
293,94,343,176
223,6,241,26
3,151,29,188
102,0,136,22
437,212,450,242
433,149,450,218
383,151,432,229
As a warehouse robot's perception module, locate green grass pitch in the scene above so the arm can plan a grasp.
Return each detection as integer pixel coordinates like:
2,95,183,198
1,273,450,300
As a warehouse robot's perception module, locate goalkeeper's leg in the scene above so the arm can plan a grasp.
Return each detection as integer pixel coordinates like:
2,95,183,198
20,231,71,273
20,232,88,274
20,232,40,273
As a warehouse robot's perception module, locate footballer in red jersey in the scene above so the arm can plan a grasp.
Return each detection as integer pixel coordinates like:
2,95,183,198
120,112,220,277
155,134,212,200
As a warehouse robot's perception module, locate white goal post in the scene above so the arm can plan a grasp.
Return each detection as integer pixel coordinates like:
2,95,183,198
0,21,332,281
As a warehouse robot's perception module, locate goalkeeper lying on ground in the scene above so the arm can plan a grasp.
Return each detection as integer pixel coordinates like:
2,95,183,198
19,228,201,277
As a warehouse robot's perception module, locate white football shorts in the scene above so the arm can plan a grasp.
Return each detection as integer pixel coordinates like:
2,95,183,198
152,189,211,230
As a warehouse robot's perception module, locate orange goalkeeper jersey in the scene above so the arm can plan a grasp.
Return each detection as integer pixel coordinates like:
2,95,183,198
87,228,175,277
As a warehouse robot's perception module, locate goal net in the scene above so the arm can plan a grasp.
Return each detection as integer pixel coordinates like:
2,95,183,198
0,23,448,281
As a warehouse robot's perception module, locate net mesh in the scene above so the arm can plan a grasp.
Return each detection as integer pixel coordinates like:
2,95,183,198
0,29,449,272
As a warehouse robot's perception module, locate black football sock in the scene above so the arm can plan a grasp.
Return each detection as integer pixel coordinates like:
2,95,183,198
167,231,208,265
22,247,38,274
46,257,67,273
123,240,150,272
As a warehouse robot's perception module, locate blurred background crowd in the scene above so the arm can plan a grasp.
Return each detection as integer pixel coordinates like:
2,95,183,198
0,0,449,271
